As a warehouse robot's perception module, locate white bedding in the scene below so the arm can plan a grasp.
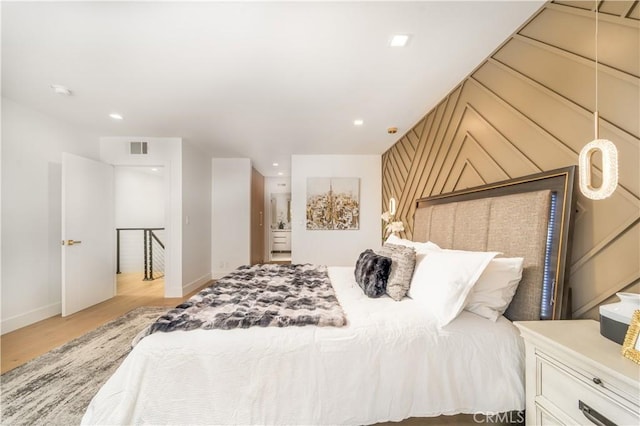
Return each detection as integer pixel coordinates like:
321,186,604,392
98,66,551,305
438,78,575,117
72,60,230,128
82,266,525,425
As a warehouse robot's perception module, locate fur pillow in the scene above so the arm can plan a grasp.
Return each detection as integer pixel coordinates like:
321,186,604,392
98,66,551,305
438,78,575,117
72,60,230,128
354,249,392,298
375,243,416,301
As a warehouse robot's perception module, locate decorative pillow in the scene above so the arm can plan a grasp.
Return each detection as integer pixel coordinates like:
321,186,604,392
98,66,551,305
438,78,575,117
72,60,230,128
354,249,392,298
465,257,524,321
385,234,441,255
374,243,416,301
409,250,499,328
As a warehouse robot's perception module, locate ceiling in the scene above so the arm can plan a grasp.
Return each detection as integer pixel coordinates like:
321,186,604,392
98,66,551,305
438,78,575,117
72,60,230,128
1,1,545,177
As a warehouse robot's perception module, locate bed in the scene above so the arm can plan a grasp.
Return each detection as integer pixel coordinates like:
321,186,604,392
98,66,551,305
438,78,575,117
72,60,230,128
82,166,576,426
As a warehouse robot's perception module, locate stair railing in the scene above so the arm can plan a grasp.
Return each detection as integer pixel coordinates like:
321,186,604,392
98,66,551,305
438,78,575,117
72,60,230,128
116,228,165,280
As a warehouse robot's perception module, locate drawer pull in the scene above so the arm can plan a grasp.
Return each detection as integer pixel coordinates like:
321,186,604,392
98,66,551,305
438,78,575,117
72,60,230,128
579,400,617,426
592,377,603,386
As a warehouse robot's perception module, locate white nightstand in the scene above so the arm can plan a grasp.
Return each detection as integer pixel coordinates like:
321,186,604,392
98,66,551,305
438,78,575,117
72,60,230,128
515,320,640,426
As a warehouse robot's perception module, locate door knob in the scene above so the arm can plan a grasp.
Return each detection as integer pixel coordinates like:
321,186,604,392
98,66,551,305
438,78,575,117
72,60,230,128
62,239,82,246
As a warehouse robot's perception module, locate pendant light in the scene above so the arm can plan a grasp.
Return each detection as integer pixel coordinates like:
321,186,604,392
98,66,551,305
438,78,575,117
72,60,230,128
578,1,618,200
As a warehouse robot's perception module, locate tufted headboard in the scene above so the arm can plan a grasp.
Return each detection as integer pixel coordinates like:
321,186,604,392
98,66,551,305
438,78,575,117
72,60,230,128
413,166,576,321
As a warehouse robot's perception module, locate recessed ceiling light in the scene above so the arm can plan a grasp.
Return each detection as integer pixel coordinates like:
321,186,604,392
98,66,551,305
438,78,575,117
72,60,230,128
109,113,123,120
278,172,284,176
389,34,410,47
273,162,279,167
151,168,158,172
353,119,364,126
50,84,72,96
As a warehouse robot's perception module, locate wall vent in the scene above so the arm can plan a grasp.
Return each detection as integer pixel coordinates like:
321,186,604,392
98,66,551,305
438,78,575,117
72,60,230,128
130,141,148,155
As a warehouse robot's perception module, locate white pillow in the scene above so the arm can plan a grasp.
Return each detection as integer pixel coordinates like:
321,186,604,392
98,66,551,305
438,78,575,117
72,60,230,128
409,250,498,328
465,257,524,321
385,234,441,255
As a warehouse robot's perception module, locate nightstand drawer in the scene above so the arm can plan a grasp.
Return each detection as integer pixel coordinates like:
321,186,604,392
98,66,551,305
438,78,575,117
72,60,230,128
271,231,291,251
537,355,639,425
538,406,563,425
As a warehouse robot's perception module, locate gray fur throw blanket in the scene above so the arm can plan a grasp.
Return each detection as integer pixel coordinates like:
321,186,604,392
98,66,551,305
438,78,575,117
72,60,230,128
134,264,346,345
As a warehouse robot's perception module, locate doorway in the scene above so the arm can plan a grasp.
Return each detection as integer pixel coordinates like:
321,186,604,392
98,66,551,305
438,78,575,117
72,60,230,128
265,177,291,263
114,166,166,295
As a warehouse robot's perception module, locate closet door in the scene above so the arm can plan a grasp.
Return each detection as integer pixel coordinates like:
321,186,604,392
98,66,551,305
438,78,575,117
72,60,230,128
250,167,265,264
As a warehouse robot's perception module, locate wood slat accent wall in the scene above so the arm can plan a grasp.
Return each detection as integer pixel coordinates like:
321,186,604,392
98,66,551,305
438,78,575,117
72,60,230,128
382,0,639,320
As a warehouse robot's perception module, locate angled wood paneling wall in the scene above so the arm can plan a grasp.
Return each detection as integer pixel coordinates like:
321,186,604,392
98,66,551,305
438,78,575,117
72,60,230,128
382,1,639,319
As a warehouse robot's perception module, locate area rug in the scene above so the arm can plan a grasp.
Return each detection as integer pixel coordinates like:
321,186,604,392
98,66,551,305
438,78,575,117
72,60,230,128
0,306,168,426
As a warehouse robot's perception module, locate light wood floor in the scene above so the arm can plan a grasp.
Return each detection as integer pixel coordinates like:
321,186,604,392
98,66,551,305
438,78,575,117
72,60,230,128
0,272,210,374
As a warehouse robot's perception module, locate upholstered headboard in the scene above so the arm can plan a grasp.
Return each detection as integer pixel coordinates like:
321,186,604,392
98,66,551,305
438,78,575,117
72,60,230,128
413,166,576,321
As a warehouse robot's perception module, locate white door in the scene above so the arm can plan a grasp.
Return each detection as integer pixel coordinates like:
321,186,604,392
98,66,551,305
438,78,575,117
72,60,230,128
62,153,115,316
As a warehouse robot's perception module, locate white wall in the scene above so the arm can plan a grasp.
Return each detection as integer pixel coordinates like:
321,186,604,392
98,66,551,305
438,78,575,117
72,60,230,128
100,137,183,296
115,167,165,228
1,98,100,333
265,177,290,195
211,158,251,278
291,155,382,266
181,142,212,293
114,167,165,273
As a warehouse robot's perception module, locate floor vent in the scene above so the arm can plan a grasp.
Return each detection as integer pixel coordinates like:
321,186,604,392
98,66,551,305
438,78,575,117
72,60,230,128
130,141,148,155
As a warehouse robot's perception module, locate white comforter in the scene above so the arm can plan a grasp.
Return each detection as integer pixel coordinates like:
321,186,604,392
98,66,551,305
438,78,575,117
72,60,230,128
82,267,525,425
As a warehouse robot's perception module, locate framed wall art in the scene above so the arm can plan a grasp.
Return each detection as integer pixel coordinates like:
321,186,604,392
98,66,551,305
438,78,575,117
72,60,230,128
622,309,640,364
306,177,359,230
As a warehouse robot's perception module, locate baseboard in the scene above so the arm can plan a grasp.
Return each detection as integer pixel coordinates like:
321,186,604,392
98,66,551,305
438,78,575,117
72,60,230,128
1,302,61,335
182,272,212,295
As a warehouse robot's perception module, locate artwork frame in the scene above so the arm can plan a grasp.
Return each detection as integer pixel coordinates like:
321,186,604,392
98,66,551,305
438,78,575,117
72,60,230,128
306,177,360,230
621,309,640,364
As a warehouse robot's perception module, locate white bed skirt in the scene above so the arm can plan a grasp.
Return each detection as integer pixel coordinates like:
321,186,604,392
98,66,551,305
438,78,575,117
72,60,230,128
82,266,525,425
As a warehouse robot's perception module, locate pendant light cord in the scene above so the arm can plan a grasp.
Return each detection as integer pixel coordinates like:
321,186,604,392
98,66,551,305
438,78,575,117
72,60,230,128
594,0,599,139
578,0,618,201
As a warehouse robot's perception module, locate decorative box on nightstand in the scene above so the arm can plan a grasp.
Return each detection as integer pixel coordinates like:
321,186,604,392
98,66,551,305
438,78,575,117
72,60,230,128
515,320,640,426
